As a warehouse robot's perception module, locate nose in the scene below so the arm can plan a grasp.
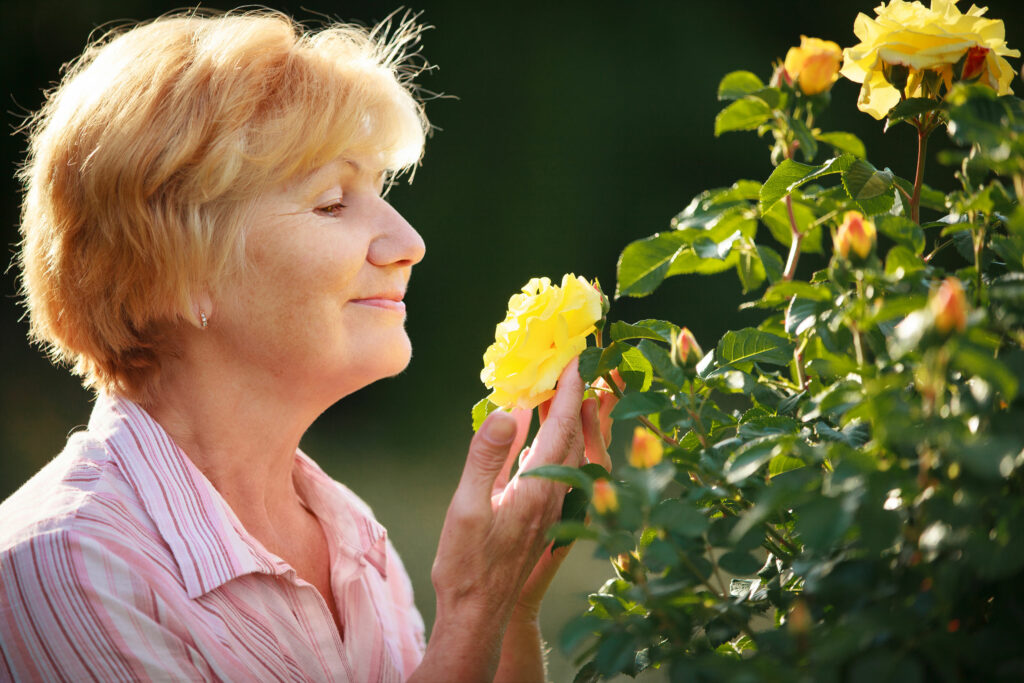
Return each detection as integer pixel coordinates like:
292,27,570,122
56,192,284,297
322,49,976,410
368,197,426,267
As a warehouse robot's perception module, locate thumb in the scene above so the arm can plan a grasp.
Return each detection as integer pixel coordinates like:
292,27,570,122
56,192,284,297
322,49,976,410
456,411,517,511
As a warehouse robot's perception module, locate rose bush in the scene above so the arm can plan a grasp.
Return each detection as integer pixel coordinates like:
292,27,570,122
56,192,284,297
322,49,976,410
479,274,604,411
474,0,1024,679
841,0,1019,118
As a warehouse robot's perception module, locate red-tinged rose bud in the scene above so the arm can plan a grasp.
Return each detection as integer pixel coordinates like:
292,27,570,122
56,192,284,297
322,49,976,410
674,327,704,367
628,426,664,469
787,599,812,636
592,479,618,515
947,619,961,633
834,211,876,261
961,45,990,82
930,277,968,334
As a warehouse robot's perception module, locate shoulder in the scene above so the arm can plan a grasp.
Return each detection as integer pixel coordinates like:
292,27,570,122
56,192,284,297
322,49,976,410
0,430,161,558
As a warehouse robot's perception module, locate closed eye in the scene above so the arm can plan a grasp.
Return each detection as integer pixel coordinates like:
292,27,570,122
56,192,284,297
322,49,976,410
314,201,347,218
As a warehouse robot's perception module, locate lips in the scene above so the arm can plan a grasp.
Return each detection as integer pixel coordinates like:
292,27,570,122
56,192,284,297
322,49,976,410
350,292,406,313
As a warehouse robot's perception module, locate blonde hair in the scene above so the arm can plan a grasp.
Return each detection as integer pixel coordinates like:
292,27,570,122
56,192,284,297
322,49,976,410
17,9,430,402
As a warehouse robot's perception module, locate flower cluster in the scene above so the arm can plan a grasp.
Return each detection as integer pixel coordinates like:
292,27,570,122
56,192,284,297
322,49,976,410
840,0,1020,118
480,274,604,410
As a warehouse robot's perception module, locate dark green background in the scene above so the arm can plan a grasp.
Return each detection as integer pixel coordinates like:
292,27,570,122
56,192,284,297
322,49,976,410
3,1,1023,678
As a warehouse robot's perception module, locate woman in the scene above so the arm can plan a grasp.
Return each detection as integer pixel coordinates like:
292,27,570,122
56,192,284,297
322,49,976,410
0,10,615,681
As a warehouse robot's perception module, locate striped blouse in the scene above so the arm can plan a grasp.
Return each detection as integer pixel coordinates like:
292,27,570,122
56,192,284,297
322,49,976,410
0,393,426,681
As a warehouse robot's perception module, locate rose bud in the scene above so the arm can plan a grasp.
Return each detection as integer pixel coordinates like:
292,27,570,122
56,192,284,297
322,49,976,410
628,426,664,469
591,479,619,515
783,36,843,95
961,45,990,82
834,211,876,261
673,327,704,367
930,277,968,334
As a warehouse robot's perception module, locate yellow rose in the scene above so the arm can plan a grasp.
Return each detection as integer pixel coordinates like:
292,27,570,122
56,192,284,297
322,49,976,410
840,0,1020,119
784,36,843,95
481,274,604,410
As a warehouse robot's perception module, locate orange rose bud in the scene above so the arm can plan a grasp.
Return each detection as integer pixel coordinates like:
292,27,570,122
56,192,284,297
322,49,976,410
674,327,704,367
930,277,968,334
961,45,990,82
834,211,876,260
592,480,618,515
628,427,664,469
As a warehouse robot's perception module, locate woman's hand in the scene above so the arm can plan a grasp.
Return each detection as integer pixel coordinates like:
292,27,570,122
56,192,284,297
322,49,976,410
411,359,589,682
507,371,621,621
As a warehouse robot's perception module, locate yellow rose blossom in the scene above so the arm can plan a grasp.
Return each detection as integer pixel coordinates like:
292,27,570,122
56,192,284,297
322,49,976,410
840,0,1020,119
481,274,604,410
834,211,877,260
628,426,664,469
784,36,843,95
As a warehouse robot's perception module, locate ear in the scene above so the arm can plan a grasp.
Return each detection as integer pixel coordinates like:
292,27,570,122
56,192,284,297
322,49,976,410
190,292,214,330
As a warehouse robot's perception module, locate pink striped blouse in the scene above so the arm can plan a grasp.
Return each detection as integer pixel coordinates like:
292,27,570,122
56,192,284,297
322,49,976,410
0,394,426,681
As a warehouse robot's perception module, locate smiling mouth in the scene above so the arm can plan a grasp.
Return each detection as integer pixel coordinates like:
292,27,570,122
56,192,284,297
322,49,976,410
351,297,406,313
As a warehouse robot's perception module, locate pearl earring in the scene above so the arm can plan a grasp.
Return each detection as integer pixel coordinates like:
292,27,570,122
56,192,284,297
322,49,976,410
200,310,208,329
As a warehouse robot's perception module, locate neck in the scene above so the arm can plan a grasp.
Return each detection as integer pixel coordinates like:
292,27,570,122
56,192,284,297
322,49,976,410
143,351,323,532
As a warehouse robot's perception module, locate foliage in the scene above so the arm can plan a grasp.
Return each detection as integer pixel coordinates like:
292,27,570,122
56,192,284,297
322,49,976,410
508,18,1024,682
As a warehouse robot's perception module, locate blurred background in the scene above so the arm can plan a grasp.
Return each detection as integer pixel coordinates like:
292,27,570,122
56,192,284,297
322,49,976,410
3,0,1023,679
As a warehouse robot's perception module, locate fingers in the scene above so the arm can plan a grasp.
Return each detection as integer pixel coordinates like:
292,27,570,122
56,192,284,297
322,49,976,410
582,398,613,471
454,411,518,513
526,358,585,470
593,370,624,447
493,409,533,493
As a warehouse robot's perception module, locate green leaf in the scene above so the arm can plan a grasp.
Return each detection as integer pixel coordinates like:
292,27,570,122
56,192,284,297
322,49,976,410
717,328,794,367
756,245,786,284
790,116,818,162
651,498,710,537
619,345,654,393
759,154,853,214
637,339,687,388
886,96,942,123
609,391,672,419
579,344,624,383
560,614,604,654
471,398,499,432
615,232,688,298
843,159,894,202
736,244,767,293
609,321,665,343
794,495,852,553
756,280,834,307
594,629,636,677
552,488,594,549
814,131,866,159
714,98,772,136
762,199,822,253
718,70,765,100
785,297,826,336
953,346,1019,400
884,245,925,277
876,215,925,254
521,465,592,489
718,551,763,575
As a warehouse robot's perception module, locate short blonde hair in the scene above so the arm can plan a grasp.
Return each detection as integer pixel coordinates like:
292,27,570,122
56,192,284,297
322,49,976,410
18,10,429,402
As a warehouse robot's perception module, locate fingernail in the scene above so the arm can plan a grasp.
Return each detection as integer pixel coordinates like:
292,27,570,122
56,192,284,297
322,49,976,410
484,412,516,443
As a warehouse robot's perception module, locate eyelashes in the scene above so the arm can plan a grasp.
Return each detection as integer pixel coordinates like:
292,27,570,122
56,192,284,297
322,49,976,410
314,202,347,218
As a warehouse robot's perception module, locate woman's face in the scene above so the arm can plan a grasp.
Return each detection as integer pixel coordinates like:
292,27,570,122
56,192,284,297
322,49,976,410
213,155,425,404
